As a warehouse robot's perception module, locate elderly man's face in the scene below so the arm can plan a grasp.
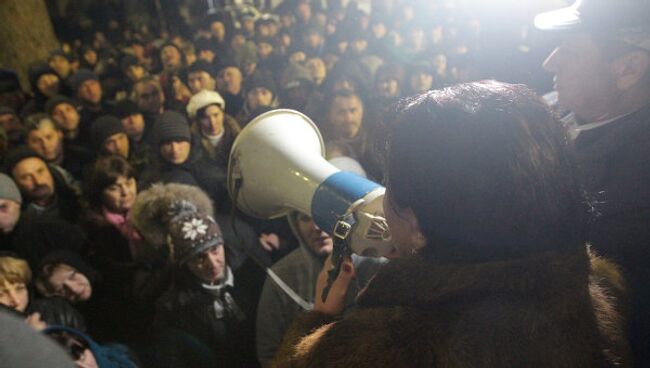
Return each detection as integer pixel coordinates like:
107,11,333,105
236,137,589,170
543,33,619,122
135,83,164,114
217,67,243,95
12,158,55,203
328,95,364,139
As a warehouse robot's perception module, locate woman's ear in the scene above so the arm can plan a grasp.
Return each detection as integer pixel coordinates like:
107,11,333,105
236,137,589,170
400,207,427,252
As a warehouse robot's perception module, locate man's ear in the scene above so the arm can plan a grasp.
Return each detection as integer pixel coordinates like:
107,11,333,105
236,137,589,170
613,50,650,90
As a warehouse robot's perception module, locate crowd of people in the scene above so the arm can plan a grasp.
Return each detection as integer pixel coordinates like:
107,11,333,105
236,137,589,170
1,0,649,367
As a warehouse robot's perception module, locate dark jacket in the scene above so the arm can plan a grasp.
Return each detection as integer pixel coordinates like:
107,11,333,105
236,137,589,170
572,102,650,365
191,114,241,169
22,164,82,224
153,265,261,368
275,248,629,367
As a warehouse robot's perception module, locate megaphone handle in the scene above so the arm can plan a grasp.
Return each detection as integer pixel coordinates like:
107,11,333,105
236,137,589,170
321,216,354,303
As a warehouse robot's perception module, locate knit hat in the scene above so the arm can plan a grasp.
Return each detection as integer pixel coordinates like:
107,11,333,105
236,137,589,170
0,68,21,93
186,90,226,119
68,69,99,93
167,200,224,264
112,99,141,119
245,72,277,97
3,146,43,175
0,106,17,118
153,111,192,145
90,115,126,148
187,60,215,77
0,173,21,204
281,63,314,90
28,63,58,91
45,95,76,115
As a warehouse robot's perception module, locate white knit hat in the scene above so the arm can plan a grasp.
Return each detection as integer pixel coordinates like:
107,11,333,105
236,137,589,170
186,89,226,119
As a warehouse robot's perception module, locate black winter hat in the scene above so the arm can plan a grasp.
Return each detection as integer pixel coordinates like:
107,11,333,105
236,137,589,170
153,111,192,145
90,115,126,148
68,69,99,93
45,95,76,115
112,99,141,119
28,63,59,91
245,72,277,97
3,146,44,174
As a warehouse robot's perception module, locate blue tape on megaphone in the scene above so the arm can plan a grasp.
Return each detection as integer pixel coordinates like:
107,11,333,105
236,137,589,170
311,171,381,234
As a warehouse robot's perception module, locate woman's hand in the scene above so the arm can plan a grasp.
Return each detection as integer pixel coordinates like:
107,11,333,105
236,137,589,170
25,312,47,331
259,233,281,252
314,254,356,316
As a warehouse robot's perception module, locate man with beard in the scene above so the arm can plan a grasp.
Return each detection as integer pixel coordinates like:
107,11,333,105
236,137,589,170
23,114,92,182
4,147,81,223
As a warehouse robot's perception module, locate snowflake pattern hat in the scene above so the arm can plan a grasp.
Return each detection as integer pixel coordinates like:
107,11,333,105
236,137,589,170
167,200,224,264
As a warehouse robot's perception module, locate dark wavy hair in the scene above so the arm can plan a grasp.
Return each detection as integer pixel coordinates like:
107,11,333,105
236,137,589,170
85,155,136,210
386,81,586,261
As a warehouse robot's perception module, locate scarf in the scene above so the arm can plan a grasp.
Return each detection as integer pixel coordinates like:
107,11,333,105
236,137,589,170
201,267,246,321
102,207,143,259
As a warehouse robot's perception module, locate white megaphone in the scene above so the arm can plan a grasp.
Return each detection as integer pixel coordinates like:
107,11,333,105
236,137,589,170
227,109,392,257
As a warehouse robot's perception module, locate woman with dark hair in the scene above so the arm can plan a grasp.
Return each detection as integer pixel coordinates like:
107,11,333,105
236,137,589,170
274,81,629,367
83,155,141,265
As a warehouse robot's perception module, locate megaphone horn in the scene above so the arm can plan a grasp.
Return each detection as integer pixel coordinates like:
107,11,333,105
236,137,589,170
228,109,392,257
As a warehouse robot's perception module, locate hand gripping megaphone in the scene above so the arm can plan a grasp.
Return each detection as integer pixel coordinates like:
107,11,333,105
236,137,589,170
227,109,393,258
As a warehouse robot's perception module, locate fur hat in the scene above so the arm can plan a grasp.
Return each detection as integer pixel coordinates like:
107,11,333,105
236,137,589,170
167,200,224,264
131,183,214,246
186,90,226,119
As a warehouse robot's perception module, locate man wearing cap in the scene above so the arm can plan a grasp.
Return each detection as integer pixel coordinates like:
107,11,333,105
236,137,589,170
45,95,89,149
535,1,650,364
186,60,218,95
154,203,259,367
236,72,278,125
68,69,107,125
216,64,245,117
24,113,92,181
4,147,82,224
141,111,229,210
0,107,24,147
112,99,152,150
0,173,85,270
187,90,241,169
91,115,149,175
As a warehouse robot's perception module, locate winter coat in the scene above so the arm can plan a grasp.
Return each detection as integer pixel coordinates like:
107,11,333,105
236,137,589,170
153,266,261,368
571,102,650,365
274,248,629,368
191,114,241,169
256,214,386,367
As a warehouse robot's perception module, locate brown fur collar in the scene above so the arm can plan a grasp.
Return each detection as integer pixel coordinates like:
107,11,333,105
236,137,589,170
358,248,591,309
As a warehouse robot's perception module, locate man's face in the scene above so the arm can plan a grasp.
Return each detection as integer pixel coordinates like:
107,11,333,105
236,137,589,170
12,158,54,203
0,199,21,234
246,87,273,110
188,71,216,94
27,124,64,163
160,140,191,164
199,104,224,136
296,213,333,256
121,114,145,140
126,65,145,82
135,83,164,114
0,113,22,141
257,42,274,59
161,45,182,70
186,245,226,284
103,132,129,158
51,103,80,133
211,21,226,42
198,49,216,63
306,58,327,85
304,32,323,49
37,73,60,97
217,67,243,95
328,95,364,139
543,32,618,122
377,78,399,98
77,79,103,104
409,71,433,94
48,55,71,78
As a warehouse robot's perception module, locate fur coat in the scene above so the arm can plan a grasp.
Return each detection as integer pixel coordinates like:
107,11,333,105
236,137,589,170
274,248,628,367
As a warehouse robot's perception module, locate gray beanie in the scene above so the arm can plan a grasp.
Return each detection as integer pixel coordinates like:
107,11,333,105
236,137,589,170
153,111,192,145
0,173,22,204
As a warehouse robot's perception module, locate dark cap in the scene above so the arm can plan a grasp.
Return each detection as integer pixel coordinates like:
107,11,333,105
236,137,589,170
112,100,141,119
68,69,99,93
153,111,191,145
535,0,650,50
187,60,215,77
245,72,277,96
4,146,44,174
45,95,76,115
91,115,126,149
